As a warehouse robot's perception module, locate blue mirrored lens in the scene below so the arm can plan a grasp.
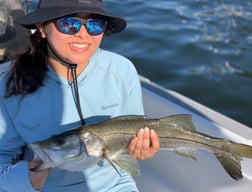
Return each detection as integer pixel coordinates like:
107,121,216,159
86,19,106,35
56,17,106,35
56,17,81,34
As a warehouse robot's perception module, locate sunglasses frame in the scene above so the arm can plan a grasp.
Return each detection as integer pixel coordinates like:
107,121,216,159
55,17,107,36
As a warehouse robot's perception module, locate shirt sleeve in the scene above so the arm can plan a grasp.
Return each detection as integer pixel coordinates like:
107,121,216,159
0,98,37,192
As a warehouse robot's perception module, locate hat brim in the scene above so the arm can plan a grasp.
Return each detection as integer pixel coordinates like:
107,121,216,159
16,7,127,34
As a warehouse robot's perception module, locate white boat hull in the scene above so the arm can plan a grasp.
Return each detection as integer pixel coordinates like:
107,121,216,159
136,76,252,192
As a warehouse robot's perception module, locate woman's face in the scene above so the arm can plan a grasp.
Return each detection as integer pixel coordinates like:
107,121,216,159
38,13,104,66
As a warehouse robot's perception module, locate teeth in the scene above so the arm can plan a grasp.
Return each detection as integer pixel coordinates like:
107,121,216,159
70,43,87,48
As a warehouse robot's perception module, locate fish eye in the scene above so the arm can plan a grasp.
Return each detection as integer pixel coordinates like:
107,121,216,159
54,137,65,146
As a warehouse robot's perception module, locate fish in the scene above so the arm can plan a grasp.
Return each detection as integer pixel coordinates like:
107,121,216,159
30,114,252,180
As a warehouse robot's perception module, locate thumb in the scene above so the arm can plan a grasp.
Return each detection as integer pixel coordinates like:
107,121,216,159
29,160,43,171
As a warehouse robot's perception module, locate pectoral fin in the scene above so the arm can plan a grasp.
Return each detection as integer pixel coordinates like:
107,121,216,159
104,150,140,176
113,152,140,175
103,152,122,176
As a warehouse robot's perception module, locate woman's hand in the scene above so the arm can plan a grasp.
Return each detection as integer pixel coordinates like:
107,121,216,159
29,160,51,190
128,127,160,160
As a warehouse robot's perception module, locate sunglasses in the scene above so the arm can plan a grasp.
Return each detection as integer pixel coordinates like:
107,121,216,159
55,17,107,36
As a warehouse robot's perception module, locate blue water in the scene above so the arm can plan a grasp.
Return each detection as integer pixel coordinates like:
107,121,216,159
25,0,252,128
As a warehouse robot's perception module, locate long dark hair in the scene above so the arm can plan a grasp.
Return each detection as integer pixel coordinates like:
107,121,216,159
5,31,48,97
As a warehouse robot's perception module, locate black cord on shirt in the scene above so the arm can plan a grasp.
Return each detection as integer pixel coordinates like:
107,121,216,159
47,42,86,125
69,64,85,125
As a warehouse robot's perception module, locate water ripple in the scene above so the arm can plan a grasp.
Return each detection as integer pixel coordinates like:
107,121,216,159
25,0,252,127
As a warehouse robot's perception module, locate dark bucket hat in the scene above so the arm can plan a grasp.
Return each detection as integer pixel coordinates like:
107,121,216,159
16,0,127,34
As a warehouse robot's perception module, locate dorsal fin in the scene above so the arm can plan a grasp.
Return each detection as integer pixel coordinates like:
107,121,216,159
160,114,197,132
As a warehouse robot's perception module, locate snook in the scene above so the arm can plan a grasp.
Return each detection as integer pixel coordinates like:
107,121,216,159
31,114,252,180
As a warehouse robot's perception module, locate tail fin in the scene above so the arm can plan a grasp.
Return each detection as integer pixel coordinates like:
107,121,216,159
216,141,252,180
232,142,252,159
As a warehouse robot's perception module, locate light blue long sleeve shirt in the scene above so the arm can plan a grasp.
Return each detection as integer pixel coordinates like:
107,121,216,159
0,48,144,192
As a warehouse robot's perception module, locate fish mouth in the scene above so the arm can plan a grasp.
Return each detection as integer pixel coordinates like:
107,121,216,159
31,143,84,170
31,144,56,163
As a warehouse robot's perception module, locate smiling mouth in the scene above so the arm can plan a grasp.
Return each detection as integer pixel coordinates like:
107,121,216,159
70,43,88,49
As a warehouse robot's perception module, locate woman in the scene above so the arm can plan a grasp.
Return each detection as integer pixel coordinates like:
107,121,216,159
0,0,160,191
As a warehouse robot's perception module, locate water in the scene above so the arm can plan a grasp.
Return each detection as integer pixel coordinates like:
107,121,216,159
25,0,252,128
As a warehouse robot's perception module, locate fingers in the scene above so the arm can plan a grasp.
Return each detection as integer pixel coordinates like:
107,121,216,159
29,160,50,190
128,136,138,155
128,128,160,160
132,128,146,160
150,129,160,153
